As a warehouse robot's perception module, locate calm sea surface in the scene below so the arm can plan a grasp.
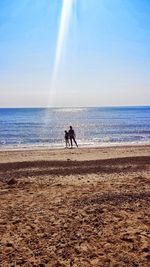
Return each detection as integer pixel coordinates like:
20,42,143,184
0,107,150,149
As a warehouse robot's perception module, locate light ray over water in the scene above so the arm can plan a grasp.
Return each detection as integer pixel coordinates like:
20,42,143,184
48,0,75,106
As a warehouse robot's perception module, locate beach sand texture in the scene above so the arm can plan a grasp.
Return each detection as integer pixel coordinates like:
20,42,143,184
0,146,150,267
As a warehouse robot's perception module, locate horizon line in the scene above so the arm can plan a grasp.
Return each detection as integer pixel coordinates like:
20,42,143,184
0,105,150,109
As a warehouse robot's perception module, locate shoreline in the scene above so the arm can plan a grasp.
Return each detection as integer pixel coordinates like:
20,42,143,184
0,141,150,152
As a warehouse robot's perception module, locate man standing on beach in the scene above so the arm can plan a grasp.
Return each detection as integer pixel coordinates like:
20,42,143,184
68,126,78,148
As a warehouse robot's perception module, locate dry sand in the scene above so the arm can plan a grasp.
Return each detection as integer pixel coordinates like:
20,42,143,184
0,145,150,267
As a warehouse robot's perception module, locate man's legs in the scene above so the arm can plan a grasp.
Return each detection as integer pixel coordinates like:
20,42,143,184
70,137,73,147
73,137,78,147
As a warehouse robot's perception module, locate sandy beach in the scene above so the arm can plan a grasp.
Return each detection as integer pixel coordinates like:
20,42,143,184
0,145,150,267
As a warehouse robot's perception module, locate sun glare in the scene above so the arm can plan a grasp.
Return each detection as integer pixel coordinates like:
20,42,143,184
48,0,75,107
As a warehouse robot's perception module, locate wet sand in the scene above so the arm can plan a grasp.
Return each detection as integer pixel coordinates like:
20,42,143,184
0,145,150,266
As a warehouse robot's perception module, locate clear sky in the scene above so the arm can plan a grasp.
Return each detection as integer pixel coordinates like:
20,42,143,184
0,0,150,107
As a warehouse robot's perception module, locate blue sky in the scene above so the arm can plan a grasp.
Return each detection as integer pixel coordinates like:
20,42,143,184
0,0,150,107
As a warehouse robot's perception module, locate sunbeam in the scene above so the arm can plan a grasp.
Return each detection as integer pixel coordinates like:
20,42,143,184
48,0,75,107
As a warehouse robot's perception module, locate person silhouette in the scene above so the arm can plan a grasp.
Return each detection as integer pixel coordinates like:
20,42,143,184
68,126,78,148
64,130,70,148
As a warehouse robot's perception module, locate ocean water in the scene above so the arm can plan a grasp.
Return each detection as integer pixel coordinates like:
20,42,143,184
0,107,150,150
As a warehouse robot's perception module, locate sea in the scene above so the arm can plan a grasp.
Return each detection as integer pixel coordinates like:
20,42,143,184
0,106,150,150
